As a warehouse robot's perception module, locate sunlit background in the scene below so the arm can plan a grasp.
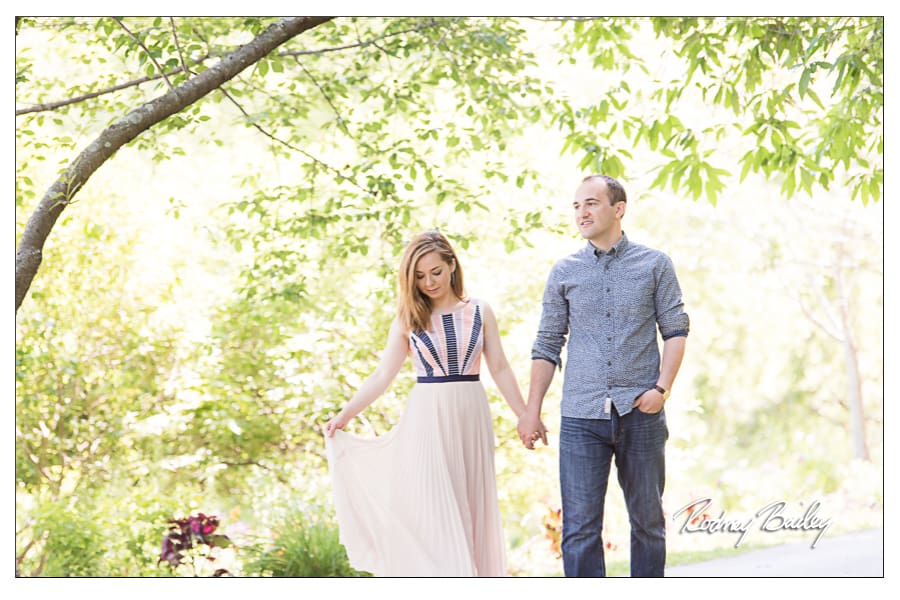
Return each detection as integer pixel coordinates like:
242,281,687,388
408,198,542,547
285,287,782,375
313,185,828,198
15,16,882,577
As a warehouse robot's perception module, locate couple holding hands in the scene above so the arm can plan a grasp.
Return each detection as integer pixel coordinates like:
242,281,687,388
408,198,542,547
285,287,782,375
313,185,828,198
324,175,689,577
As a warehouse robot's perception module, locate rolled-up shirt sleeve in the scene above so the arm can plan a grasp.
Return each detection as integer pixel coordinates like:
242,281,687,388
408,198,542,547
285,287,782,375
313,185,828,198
531,264,569,369
655,254,690,340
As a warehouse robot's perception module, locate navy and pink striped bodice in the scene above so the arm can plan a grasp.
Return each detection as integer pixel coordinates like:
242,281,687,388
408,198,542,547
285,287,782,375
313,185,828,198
409,299,483,380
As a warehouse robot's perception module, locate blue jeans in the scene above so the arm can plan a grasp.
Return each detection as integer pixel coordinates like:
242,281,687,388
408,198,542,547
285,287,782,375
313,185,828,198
559,407,668,577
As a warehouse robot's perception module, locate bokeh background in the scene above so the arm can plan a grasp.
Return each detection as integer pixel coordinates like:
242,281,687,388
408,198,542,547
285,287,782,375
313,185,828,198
15,16,882,577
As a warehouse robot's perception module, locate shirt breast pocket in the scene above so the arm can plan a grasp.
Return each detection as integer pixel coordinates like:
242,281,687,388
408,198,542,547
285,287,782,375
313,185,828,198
620,273,656,321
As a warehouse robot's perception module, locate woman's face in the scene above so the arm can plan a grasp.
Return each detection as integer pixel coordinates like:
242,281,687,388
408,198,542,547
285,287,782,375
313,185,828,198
414,250,454,303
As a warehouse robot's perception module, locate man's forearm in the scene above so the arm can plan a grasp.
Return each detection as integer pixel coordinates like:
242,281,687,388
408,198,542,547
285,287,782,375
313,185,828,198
528,358,556,415
657,335,687,392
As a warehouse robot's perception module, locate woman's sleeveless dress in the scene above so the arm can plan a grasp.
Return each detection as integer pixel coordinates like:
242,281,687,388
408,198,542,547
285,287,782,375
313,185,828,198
325,299,507,576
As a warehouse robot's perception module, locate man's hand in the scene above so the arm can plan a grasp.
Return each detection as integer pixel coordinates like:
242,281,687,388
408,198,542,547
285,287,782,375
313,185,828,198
633,388,665,414
517,410,548,450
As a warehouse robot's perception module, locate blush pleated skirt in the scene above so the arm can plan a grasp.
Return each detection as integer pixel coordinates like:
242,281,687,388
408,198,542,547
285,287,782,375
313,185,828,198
325,380,507,577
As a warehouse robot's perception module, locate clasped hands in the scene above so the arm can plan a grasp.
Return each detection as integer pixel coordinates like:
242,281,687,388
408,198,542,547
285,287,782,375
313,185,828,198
516,410,548,450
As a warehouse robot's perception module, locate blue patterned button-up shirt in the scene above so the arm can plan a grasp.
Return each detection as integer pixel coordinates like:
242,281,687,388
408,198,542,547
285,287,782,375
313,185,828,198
531,232,689,419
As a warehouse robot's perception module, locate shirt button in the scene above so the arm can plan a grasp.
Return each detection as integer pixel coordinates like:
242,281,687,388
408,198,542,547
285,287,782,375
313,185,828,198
606,288,610,292
606,312,611,317
607,361,612,366
607,336,612,341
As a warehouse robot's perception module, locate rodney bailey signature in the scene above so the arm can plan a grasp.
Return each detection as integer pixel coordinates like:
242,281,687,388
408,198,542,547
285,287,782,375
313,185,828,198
672,498,833,549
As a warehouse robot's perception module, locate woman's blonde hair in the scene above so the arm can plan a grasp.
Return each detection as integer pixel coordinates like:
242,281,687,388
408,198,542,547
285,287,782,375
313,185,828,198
397,231,465,332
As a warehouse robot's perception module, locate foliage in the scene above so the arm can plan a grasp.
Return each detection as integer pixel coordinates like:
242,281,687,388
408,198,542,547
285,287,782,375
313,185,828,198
14,226,173,461
13,165,205,575
25,500,107,577
159,513,233,576
15,17,555,311
95,481,192,576
243,509,370,577
14,16,882,576
554,17,882,204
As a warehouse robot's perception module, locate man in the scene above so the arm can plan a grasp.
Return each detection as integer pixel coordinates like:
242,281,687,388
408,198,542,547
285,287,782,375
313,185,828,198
518,174,689,577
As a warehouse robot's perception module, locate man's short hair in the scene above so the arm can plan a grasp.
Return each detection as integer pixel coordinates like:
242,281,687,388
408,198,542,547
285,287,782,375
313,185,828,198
582,174,627,205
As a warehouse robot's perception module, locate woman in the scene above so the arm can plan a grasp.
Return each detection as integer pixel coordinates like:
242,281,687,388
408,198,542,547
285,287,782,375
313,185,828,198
323,230,527,577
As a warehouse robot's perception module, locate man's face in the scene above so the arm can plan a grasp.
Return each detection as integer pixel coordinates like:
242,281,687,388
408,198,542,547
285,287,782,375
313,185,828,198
572,179,622,242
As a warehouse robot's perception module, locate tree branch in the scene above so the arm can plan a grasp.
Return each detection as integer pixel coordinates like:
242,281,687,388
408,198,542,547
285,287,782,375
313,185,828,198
113,17,174,91
278,18,441,57
353,19,395,59
17,434,54,483
16,535,36,567
169,17,190,78
291,56,352,137
15,54,213,116
15,20,441,117
216,84,368,195
430,18,466,72
525,17,605,22
34,540,48,577
16,16,335,313
795,290,843,342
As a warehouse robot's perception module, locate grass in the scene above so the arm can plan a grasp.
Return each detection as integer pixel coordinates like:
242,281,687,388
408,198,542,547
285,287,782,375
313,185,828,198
241,511,371,577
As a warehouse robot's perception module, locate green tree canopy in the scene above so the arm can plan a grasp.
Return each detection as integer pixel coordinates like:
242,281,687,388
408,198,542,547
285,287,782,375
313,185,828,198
16,16,883,312
15,16,883,575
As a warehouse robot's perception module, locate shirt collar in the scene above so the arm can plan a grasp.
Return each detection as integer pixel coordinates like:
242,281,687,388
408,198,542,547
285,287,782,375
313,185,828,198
585,231,629,258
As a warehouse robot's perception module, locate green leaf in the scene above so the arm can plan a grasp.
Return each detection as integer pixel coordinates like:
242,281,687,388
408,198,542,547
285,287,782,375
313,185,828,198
805,87,825,109
798,67,811,98
603,154,625,178
208,534,233,549
650,162,674,190
783,169,796,197
869,176,881,202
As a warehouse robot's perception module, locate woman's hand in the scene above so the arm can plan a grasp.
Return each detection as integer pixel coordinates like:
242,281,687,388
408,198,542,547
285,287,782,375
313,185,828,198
517,410,548,450
324,411,350,438
323,317,410,440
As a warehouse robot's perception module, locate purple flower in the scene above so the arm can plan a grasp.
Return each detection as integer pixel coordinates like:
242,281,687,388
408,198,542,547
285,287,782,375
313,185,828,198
159,512,233,575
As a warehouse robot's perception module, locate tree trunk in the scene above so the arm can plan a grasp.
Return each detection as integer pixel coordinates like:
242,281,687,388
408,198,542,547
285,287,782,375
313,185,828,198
15,16,334,313
842,316,870,461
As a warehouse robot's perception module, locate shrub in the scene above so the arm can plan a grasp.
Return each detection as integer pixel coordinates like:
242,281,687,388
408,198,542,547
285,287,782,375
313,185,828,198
243,509,370,577
158,513,233,576
28,502,107,577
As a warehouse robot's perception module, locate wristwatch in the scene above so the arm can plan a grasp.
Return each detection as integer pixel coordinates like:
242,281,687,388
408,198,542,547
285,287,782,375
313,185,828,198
653,384,670,401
